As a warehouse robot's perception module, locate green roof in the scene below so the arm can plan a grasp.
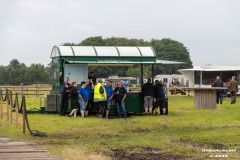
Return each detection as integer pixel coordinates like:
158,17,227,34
51,46,186,65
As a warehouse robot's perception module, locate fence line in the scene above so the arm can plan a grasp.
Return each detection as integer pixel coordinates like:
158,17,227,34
0,83,52,97
0,88,47,136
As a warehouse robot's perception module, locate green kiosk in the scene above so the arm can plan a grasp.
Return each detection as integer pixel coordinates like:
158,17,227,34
49,46,184,113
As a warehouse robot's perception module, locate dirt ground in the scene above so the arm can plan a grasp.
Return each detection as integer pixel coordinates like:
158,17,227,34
109,147,186,160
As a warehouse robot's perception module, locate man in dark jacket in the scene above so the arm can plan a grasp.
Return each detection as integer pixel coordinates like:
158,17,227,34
59,72,72,116
213,76,224,104
153,80,166,115
142,78,153,114
88,71,97,85
229,76,238,104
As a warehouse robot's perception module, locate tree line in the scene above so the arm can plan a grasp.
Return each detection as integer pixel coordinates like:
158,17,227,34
63,36,193,77
0,36,193,84
0,59,51,85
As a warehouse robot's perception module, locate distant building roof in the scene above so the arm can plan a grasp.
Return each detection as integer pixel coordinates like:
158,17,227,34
180,64,240,72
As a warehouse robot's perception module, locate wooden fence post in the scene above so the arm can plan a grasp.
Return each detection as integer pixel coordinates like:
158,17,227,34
6,89,9,121
36,83,39,97
15,93,19,128
22,95,26,134
10,91,13,125
0,90,3,120
20,83,23,97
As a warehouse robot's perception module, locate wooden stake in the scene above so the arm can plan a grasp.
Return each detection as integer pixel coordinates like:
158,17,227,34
0,96,3,120
22,96,26,134
10,91,13,125
6,90,9,121
15,93,19,128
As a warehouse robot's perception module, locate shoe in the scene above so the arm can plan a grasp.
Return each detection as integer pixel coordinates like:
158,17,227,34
68,115,72,117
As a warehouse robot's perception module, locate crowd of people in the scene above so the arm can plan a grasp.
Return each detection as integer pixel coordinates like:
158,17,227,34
58,71,169,119
142,78,168,115
59,71,127,118
58,71,238,118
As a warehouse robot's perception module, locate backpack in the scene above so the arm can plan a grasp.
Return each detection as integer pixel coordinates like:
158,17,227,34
99,86,104,94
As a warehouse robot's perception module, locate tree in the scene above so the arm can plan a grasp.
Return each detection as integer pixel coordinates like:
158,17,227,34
0,66,8,83
0,59,51,84
79,36,106,46
151,38,193,75
26,64,51,83
7,59,27,85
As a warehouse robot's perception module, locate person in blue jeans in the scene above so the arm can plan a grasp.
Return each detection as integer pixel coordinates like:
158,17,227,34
78,81,88,117
114,81,127,118
85,79,94,116
104,80,114,119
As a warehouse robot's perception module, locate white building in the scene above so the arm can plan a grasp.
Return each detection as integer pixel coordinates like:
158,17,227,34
154,74,188,87
179,64,240,88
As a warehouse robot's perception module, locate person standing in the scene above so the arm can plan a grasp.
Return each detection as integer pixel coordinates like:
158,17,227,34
213,76,224,104
104,80,114,119
153,80,159,115
85,79,94,116
93,79,106,118
68,81,80,117
153,80,166,115
229,76,238,104
78,81,88,117
114,81,127,118
161,80,168,115
88,71,97,85
141,78,153,114
59,72,72,116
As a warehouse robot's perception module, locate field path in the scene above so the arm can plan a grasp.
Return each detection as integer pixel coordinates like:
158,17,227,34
0,138,62,160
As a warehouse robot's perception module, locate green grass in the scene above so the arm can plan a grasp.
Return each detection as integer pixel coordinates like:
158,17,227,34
1,95,240,159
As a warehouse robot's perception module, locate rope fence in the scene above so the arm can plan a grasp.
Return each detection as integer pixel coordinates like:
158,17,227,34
0,88,47,137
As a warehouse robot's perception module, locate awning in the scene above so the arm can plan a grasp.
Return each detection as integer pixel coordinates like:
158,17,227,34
51,45,187,66
64,59,186,66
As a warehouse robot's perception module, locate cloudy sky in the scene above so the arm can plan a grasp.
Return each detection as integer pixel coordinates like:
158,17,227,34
0,0,239,67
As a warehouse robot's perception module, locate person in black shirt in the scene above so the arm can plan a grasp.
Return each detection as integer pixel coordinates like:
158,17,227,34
114,81,127,118
88,71,97,85
142,78,153,114
68,81,79,117
213,76,224,104
59,72,72,116
153,80,166,115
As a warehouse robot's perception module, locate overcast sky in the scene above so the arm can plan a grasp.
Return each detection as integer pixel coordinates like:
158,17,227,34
0,0,239,67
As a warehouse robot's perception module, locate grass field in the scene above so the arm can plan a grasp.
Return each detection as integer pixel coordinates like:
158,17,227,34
1,95,240,159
